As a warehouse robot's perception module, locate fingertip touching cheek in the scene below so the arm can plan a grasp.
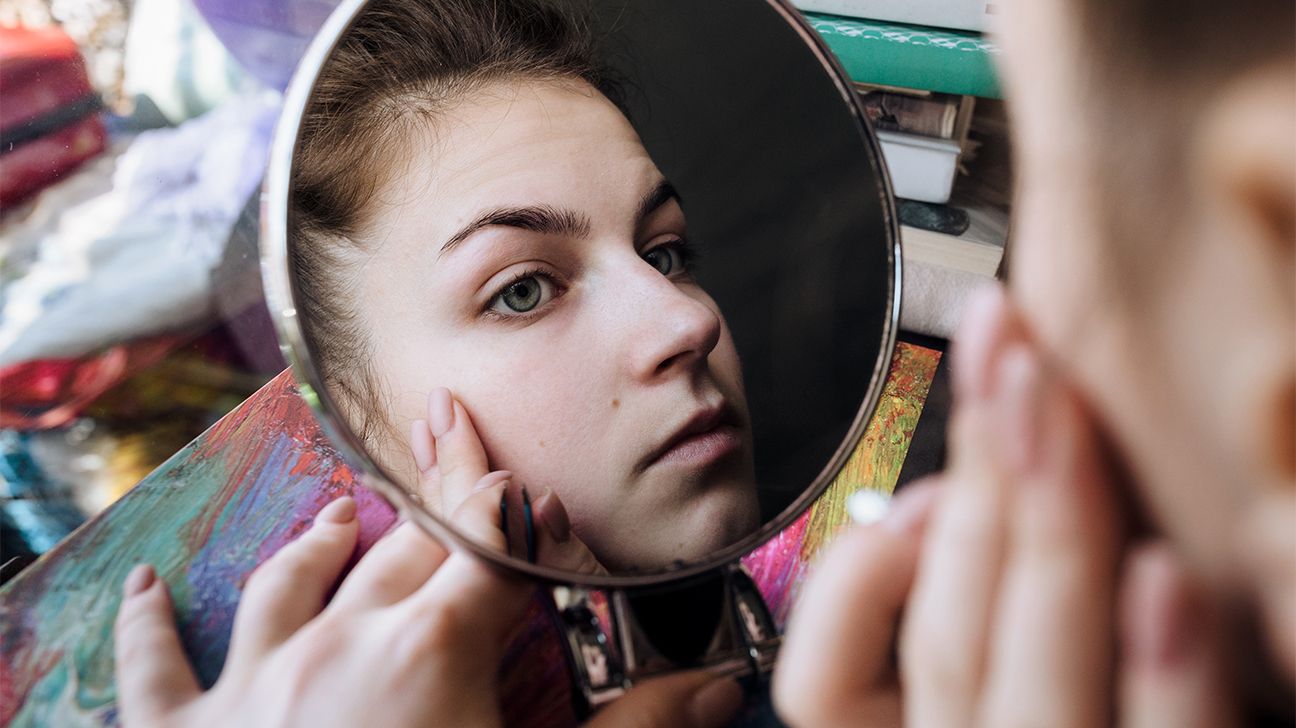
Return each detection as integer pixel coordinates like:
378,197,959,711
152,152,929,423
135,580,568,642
354,78,760,570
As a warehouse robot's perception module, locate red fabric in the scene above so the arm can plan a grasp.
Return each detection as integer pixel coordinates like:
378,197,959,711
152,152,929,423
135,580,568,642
0,115,106,207
0,25,106,208
0,26,89,127
0,337,183,430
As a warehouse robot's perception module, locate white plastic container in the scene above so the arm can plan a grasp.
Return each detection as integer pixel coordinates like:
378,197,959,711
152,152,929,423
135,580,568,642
876,130,961,203
790,0,995,33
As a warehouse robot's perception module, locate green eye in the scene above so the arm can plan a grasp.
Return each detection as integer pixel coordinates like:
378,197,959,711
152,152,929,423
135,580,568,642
500,277,543,312
487,272,560,318
643,244,685,275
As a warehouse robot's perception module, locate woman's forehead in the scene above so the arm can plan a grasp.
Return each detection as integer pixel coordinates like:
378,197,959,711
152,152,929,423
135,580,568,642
371,80,662,244
424,81,645,184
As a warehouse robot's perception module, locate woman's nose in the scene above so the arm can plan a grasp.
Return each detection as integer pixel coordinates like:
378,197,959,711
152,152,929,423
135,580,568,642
626,274,723,382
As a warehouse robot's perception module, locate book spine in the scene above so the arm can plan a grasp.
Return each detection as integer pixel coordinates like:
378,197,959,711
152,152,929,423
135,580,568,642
859,90,960,139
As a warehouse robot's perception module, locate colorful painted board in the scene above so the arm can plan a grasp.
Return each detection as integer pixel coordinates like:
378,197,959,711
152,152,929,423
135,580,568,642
0,342,940,727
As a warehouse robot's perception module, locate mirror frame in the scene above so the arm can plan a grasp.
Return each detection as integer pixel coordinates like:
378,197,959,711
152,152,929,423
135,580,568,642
261,0,902,588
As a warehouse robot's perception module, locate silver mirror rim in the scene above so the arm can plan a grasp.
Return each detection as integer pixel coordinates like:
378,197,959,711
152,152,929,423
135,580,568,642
261,0,903,588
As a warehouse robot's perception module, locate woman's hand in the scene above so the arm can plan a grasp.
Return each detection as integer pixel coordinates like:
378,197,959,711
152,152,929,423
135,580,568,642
773,287,1235,727
114,497,742,728
113,497,531,727
410,387,607,575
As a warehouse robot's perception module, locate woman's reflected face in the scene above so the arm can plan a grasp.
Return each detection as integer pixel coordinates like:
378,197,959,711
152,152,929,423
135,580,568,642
354,78,759,570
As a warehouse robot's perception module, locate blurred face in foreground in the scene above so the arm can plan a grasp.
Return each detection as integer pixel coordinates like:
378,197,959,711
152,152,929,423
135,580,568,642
995,0,1295,672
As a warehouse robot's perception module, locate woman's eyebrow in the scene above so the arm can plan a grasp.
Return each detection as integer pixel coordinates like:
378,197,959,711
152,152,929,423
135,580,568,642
636,180,679,223
439,205,591,258
438,180,679,258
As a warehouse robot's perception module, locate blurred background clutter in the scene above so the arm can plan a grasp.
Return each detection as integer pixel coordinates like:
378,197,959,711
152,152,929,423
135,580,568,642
0,0,286,583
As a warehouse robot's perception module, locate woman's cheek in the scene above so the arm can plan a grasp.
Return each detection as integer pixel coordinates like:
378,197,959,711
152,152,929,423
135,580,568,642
467,389,580,476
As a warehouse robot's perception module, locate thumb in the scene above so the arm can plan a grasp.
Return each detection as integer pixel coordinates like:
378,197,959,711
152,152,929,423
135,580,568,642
113,564,201,725
584,672,744,728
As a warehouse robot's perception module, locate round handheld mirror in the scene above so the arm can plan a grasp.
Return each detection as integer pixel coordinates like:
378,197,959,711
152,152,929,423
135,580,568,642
262,0,898,704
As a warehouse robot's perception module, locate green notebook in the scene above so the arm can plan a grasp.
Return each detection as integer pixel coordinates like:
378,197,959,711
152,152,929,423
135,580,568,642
805,13,1002,98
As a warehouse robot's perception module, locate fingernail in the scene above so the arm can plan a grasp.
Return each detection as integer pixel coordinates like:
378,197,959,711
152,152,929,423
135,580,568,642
997,345,1044,474
849,482,940,534
1125,546,1199,668
428,388,454,438
952,285,1009,400
688,676,743,727
534,487,572,543
124,564,155,597
473,471,513,493
410,419,436,472
317,496,357,524
847,489,889,525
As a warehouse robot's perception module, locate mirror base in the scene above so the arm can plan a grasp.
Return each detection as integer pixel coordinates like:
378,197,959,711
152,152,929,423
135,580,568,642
550,564,779,716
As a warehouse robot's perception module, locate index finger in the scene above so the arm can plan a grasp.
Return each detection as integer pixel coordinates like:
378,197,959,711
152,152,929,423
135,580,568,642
328,520,451,612
976,376,1124,727
114,566,200,725
425,388,491,514
899,286,1021,725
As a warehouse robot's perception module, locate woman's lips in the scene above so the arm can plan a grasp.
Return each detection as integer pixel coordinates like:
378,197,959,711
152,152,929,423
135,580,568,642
651,423,742,468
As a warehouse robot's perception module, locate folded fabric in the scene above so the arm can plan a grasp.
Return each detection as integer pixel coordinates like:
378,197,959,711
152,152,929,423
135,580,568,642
0,90,281,368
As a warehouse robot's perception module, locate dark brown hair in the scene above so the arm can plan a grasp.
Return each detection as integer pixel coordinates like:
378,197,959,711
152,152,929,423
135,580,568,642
289,0,619,448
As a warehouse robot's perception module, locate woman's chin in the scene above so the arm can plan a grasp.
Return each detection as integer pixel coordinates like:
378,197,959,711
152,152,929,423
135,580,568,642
589,495,759,573
670,486,762,561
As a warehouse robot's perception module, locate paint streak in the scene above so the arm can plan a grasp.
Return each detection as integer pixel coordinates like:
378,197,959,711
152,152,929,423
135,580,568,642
1,342,940,727
741,507,811,627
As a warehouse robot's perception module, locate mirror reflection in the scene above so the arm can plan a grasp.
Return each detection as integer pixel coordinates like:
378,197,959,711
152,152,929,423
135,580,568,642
282,0,895,576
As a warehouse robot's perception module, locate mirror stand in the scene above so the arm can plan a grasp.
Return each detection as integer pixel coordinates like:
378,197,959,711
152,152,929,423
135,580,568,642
551,565,779,715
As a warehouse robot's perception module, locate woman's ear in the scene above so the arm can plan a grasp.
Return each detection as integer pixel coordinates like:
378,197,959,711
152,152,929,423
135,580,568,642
1194,60,1296,679
1193,61,1296,486
1194,60,1295,283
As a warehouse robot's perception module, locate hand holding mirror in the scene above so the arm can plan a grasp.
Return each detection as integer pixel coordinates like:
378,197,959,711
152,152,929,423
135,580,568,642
262,0,899,707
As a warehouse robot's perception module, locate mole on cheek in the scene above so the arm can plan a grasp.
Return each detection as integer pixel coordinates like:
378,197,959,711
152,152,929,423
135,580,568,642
611,398,620,409
539,440,546,448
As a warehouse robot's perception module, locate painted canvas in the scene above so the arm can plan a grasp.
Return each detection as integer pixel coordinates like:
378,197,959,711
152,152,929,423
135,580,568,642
0,342,940,727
